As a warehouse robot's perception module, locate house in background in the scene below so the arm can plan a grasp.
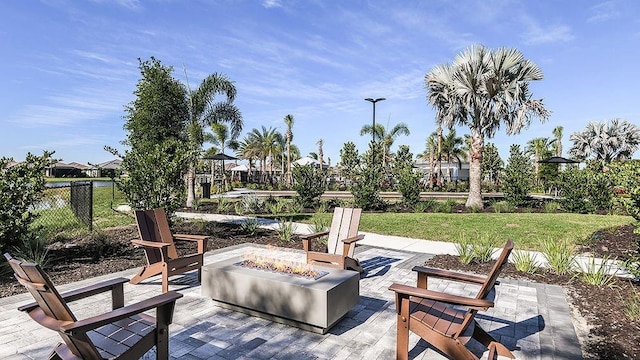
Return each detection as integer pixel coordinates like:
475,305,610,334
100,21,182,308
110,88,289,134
87,159,122,178
45,162,88,177
413,159,470,182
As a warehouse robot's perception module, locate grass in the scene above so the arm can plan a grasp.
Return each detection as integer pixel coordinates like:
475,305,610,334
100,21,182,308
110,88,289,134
304,212,634,251
46,177,113,182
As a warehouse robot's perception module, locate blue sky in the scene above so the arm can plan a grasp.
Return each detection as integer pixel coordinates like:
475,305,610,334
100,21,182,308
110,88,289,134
1,0,639,165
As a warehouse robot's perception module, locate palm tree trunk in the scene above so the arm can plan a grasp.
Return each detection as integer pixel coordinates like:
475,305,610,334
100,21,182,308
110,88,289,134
186,165,196,208
287,142,291,186
466,130,483,208
437,125,443,186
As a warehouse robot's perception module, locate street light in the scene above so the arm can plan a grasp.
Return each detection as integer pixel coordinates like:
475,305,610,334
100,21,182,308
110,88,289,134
364,97,386,164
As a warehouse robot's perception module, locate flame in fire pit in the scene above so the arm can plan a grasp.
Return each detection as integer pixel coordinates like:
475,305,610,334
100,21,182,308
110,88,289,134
237,251,327,280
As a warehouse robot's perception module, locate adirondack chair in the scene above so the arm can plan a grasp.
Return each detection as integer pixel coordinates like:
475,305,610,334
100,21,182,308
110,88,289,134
4,253,182,360
388,240,515,360
301,207,365,273
131,208,208,293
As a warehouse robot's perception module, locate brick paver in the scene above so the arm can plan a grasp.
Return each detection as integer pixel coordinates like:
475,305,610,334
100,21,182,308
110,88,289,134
0,244,582,359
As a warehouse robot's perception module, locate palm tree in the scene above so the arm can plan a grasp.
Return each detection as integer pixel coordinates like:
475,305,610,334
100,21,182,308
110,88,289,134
184,72,242,207
569,119,640,163
425,45,550,208
525,137,555,183
361,121,410,168
552,125,564,157
284,114,295,185
204,123,239,189
440,129,468,181
247,126,283,182
419,134,438,187
237,136,262,182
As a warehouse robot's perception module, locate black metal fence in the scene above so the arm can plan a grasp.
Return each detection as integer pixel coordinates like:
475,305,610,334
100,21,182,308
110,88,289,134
35,182,94,236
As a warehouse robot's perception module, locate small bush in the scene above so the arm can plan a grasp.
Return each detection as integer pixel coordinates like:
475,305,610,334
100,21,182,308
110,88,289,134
310,217,330,245
574,256,617,287
624,287,640,322
455,233,475,264
436,199,457,213
544,201,560,213
493,200,515,213
276,218,297,242
240,218,260,236
11,232,50,268
472,234,496,263
397,167,423,206
268,198,287,215
216,197,231,213
512,250,540,274
542,238,576,275
238,194,264,214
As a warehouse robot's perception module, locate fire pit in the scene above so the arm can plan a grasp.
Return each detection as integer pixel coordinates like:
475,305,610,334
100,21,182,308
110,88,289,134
202,254,359,334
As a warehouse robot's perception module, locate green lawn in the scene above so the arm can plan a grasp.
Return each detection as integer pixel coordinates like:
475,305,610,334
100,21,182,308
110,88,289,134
305,212,635,251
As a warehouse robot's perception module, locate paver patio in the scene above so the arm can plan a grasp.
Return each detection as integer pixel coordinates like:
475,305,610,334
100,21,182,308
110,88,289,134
0,244,582,359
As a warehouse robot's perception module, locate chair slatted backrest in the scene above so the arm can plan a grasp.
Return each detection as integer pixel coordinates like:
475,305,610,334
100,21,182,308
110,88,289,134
4,253,99,358
135,208,179,261
453,240,514,339
327,207,362,256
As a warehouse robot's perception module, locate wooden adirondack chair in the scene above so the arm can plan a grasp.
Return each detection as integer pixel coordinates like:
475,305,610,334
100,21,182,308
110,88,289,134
4,253,182,360
131,208,208,293
301,207,365,273
388,240,515,360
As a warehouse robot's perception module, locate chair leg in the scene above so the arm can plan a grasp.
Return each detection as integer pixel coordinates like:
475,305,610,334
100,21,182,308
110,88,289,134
472,322,515,359
131,263,163,284
397,298,410,360
156,325,169,360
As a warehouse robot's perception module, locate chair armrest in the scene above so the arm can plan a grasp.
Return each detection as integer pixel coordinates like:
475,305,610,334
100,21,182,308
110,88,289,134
300,230,330,241
131,240,170,248
412,266,487,285
342,234,364,245
173,234,208,241
62,291,183,335
388,283,494,311
18,277,129,312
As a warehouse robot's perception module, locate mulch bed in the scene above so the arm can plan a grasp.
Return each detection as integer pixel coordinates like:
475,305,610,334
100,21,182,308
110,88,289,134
1,220,639,359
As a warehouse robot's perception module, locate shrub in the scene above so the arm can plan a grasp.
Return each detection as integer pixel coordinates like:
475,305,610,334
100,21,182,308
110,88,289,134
492,201,515,213
542,238,576,275
240,218,260,236
544,201,560,213
216,197,231,213
268,198,287,215
237,194,264,214
397,167,423,206
292,164,326,208
624,287,640,322
574,256,617,287
455,233,475,264
11,231,50,268
276,218,296,242
0,151,55,252
512,250,539,274
609,160,640,221
472,234,496,263
412,201,430,213
436,199,457,213
503,145,533,207
310,217,330,246
351,164,385,210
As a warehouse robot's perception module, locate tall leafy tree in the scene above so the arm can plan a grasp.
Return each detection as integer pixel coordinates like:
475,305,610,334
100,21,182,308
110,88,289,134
108,57,190,212
339,141,359,182
481,143,503,186
569,119,640,163
503,144,533,207
425,45,549,207
184,71,242,207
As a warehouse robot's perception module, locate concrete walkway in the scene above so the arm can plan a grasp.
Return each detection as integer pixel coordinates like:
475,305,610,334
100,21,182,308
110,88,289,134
0,243,582,359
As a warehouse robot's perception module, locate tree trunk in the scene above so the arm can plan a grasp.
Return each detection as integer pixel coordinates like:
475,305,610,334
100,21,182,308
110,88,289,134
186,165,195,208
286,141,291,186
466,130,484,208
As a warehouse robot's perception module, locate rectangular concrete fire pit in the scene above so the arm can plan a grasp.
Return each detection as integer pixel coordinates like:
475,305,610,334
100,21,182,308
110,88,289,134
202,256,359,334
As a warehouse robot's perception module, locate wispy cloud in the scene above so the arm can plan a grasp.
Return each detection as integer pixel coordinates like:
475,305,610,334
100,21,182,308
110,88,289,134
262,0,282,9
20,134,107,150
521,16,574,45
88,0,142,11
588,1,622,23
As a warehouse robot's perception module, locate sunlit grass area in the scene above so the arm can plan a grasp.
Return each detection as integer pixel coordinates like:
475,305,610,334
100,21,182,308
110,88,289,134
305,212,635,251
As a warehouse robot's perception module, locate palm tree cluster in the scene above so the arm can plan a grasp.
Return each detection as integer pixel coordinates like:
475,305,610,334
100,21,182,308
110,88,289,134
425,44,550,207
569,119,640,163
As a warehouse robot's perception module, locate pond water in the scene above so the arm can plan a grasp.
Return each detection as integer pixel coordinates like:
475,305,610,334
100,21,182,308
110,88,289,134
45,180,114,188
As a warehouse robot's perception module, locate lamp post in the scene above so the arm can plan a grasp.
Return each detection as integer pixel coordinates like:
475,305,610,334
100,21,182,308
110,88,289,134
364,97,385,165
